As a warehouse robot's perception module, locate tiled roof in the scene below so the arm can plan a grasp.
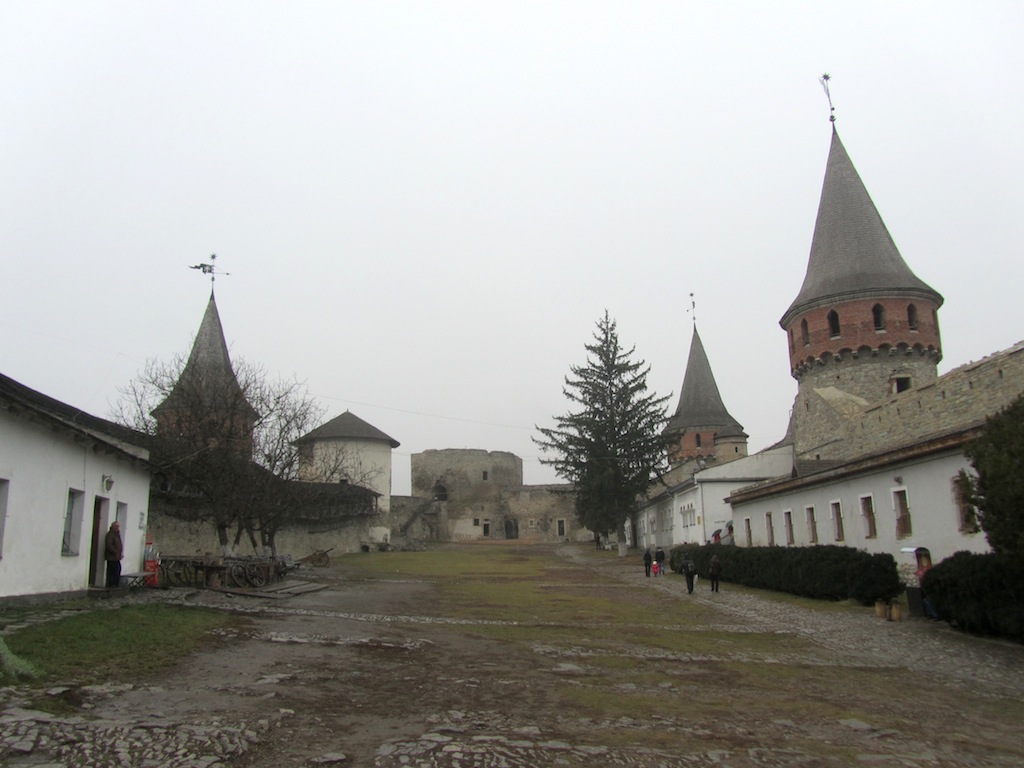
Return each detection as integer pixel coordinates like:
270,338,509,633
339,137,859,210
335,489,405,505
153,291,254,417
663,326,746,438
295,410,400,448
0,371,150,462
781,128,942,326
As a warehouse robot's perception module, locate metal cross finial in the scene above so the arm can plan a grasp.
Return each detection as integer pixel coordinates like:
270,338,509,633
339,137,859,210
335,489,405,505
189,253,230,284
820,73,836,123
689,292,697,327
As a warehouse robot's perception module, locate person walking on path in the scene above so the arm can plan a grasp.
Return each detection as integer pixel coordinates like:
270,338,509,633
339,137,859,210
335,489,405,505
709,554,722,592
105,521,123,588
643,548,652,578
655,546,665,577
681,552,696,593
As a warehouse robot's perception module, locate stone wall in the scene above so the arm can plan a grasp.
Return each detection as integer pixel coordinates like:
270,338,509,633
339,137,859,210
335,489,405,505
503,484,588,543
793,339,1024,462
146,510,378,560
411,449,523,502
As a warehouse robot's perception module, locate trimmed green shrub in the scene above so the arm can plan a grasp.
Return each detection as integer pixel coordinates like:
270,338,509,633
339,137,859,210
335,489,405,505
923,551,1024,642
668,543,901,604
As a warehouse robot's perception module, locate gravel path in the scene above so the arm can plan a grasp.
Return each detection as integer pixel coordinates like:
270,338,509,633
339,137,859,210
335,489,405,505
2,545,1022,767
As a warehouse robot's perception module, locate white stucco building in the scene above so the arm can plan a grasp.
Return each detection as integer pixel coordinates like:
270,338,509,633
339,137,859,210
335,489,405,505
633,445,793,551
0,372,152,600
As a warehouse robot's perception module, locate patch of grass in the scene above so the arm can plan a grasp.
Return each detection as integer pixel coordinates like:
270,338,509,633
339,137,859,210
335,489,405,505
4,604,242,686
336,547,551,579
0,637,40,681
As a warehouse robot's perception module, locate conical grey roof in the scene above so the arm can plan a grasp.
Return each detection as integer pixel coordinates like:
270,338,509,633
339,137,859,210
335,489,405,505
664,327,745,438
296,410,400,448
153,290,253,417
781,128,942,326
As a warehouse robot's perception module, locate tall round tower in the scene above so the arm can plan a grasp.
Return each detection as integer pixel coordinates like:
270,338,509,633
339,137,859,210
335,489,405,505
780,127,943,458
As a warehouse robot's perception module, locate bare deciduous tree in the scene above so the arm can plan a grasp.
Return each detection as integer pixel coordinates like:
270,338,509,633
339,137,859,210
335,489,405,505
114,357,380,556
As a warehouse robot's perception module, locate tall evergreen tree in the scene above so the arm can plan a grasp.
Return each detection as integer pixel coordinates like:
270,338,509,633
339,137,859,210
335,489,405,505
962,393,1024,555
534,311,669,552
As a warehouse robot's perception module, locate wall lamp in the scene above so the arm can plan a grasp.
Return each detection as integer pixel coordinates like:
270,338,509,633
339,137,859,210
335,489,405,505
102,474,115,492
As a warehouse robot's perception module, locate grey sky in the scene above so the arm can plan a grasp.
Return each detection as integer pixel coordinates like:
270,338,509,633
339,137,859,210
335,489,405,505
3,3,1023,495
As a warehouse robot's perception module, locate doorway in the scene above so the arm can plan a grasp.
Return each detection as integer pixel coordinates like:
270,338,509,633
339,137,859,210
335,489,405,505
89,496,110,588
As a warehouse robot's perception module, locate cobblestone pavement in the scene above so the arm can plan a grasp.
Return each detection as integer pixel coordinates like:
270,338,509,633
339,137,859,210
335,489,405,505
2,546,1023,767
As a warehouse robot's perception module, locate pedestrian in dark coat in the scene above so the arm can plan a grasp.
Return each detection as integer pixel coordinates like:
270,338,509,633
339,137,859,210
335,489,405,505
682,553,696,593
643,548,652,578
105,521,123,588
709,554,722,592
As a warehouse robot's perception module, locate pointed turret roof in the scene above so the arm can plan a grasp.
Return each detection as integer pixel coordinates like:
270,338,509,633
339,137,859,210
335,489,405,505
153,290,253,418
295,410,400,449
664,327,746,438
781,128,943,327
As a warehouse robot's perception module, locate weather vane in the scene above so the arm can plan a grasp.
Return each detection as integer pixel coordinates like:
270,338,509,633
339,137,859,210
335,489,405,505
189,253,229,284
689,292,697,327
820,73,836,123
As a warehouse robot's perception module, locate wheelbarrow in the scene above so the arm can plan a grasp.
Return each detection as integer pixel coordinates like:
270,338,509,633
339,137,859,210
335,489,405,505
298,548,334,567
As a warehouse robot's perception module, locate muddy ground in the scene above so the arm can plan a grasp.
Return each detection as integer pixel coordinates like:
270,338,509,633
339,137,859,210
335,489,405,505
6,544,1024,767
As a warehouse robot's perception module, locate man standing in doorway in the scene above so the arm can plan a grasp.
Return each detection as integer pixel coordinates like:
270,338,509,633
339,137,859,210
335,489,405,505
105,521,123,588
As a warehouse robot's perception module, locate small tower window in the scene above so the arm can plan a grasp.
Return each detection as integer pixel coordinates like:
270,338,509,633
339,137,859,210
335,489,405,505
800,319,810,346
872,304,886,331
907,304,919,331
892,376,912,393
827,310,840,338
695,433,702,448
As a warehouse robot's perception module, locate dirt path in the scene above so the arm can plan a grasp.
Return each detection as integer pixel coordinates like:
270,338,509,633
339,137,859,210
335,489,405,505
3,544,1023,767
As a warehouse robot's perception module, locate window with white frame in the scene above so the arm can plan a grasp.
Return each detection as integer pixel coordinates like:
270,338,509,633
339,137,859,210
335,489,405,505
783,510,794,545
743,517,752,547
765,512,775,546
951,476,980,533
806,506,818,544
62,489,84,556
860,495,877,538
894,489,912,538
830,501,844,541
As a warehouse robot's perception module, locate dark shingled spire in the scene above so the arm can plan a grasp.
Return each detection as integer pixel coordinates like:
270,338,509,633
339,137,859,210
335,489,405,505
781,128,943,327
295,410,400,449
664,326,745,439
153,290,253,419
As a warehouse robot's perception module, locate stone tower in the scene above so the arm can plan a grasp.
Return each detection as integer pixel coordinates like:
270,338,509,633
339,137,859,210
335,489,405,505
663,326,747,468
152,290,256,457
780,127,943,460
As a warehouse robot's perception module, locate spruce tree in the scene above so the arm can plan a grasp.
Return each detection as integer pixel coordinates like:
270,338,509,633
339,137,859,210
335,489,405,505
963,393,1024,555
534,311,669,551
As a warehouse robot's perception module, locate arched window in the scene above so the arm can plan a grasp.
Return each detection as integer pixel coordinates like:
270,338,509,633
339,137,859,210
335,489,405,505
907,304,919,330
800,318,810,345
789,328,794,353
827,310,840,338
872,304,886,331
695,433,702,448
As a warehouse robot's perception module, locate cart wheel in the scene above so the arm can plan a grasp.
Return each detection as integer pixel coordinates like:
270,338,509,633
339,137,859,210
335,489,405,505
313,552,329,567
229,563,246,587
180,561,198,587
163,561,184,587
245,563,267,587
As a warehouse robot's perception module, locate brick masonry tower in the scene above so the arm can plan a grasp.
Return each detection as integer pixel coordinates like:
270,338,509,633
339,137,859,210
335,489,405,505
780,126,943,460
663,326,747,468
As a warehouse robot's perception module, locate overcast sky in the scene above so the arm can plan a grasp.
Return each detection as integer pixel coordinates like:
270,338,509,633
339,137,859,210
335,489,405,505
3,2,1023,495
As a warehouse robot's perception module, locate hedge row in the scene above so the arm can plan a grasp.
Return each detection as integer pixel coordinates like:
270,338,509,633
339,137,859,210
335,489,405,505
922,551,1024,642
667,543,901,604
